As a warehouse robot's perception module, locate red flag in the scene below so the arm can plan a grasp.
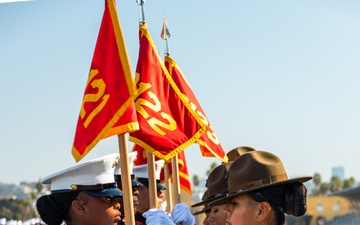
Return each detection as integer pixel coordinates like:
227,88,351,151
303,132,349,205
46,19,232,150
132,144,148,166
164,55,228,162
177,152,192,195
71,0,138,162
129,23,206,161
133,144,192,195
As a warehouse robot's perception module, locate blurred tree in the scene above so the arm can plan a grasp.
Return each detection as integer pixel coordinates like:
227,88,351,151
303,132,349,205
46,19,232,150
329,176,342,192
313,173,321,188
192,175,200,187
319,182,330,195
311,188,320,196
35,179,44,194
0,199,37,220
343,177,355,189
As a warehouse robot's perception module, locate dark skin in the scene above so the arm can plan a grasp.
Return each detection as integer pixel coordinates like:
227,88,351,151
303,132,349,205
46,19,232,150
134,186,164,213
116,187,140,215
70,192,122,225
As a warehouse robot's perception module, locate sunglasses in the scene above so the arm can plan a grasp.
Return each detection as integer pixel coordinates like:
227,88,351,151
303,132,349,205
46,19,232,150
98,196,120,205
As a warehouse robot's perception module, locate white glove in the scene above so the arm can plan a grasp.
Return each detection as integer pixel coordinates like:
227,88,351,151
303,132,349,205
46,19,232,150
171,203,196,225
143,208,175,225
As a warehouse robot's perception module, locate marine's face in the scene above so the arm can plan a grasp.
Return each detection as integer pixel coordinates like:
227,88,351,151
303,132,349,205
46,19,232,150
208,204,227,225
203,209,211,225
133,188,140,212
73,192,122,225
135,186,164,213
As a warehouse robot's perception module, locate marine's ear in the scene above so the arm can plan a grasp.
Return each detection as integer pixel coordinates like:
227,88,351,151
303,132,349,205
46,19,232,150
256,201,272,222
72,198,86,215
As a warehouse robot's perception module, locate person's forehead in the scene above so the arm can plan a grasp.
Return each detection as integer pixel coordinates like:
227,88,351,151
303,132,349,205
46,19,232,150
212,204,227,210
137,186,149,192
232,193,253,205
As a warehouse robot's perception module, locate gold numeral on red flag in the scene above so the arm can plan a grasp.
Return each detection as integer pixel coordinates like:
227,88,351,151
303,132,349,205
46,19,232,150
72,0,139,162
148,113,176,136
80,69,110,128
135,76,177,136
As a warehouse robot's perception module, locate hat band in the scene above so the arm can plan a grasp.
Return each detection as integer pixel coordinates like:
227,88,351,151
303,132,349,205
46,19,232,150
70,182,117,191
207,187,228,199
115,174,135,182
213,191,228,198
136,178,161,186
231,173,288,192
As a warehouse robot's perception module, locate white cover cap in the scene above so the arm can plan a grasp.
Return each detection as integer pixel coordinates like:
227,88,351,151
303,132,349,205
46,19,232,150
114,151,137,175
114,151,143,187
41,153,122,196
133,160,167,190
0,218,6,225
133,159,165,180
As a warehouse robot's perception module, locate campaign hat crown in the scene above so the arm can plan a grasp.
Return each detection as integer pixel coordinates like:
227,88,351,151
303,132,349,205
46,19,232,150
192,190,211,215
41,153,122,197
226,146,255,162
191,162,232,207
209,151,312,206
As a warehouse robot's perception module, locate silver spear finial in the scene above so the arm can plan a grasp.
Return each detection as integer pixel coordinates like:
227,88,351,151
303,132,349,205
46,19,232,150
160,17,171,56
136,0,146,24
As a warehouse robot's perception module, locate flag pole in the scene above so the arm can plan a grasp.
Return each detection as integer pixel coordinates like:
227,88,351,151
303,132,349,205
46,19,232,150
161,17,171,56
106,0,137,222
146,151,157,208
136,0,157,209
160,18,181,205
171,156,181,204
117,134,135,225
164,162,173,212
136,0,146,24
161,19,174,210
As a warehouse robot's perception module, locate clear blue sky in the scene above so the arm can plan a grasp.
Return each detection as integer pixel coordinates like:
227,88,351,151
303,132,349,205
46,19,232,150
1,0,360,186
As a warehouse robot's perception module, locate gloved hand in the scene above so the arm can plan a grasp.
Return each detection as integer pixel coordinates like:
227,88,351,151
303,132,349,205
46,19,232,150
171,203,196,225
143,208,175,225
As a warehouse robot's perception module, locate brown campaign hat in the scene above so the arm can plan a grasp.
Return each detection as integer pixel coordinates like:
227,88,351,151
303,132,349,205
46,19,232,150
192,190,210,215
209,151,312,206
191,162,232,207
226,146,255,162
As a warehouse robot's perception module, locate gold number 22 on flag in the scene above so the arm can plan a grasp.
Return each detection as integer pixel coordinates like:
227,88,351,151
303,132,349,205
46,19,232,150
135,77,176,136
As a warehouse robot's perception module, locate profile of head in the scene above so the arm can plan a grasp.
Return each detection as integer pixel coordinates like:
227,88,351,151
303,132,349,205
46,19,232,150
114,151,143,214
36,153,123,225
192,190,210,216
209,150,312,225
192,162,232,208
133,160,167,213
192,162,232,225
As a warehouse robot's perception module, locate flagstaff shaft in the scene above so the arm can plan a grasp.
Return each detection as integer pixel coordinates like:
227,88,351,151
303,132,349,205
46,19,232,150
136,0,146,24
164,39,170,56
